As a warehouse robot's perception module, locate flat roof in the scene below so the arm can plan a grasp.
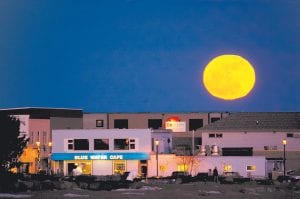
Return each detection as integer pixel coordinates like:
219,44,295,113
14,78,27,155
0,107,83,119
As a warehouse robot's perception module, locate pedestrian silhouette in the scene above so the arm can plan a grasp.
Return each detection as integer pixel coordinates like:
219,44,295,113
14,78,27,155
213,167,218,183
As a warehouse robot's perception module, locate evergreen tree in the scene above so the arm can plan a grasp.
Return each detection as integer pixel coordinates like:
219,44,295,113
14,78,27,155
0,113,28,172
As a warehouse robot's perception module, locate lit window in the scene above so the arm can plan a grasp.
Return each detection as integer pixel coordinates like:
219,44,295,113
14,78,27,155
246,165,256,171
177,164,189,172
160,165,167,172
96,120,104,127
223,165,232,172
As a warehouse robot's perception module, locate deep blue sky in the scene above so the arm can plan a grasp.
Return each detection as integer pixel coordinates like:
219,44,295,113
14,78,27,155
1,1,300,112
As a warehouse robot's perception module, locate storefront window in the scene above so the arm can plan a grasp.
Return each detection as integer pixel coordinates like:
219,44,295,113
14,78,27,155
113,160,126,174
67,161,91,176
94,139,109,150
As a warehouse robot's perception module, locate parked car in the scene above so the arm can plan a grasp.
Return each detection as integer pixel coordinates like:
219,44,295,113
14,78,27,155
168,171,192,183
278,170,300,182
287,170,300,181
219,172,250,184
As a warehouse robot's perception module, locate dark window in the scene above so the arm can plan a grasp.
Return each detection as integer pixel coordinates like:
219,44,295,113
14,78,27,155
216,134,223,138
210,117,220,123
74,139,89,150
189,119,203,131
68,140,74,150
129,139,135,149
114,119,128,129
195,137,202,146
114,139,129,150
94,139,109,150
209,134,215,138
96,120,104,127
287,133,294,138
148,119,162,129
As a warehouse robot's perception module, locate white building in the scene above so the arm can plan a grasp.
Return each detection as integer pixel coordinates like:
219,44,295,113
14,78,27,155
200,112,300,176
52,129,172,177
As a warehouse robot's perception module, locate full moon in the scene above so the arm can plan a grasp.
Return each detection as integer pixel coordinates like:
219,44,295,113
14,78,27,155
203,54,256,100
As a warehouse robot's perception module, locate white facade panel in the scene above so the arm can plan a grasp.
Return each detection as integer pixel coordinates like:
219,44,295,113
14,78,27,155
93,160,112,175
52,129,152,153
13,115,30,138
202,131,300,151
196,156,266,177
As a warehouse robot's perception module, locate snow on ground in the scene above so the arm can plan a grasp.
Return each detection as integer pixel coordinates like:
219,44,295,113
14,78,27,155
63,193,89,197
0,193,31,198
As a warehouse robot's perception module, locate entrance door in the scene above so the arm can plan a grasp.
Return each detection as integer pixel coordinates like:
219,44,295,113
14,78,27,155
139,160,148,177
68,163,77,176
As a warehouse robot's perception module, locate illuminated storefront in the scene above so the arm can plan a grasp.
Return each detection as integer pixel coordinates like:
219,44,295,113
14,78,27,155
52,129,152,176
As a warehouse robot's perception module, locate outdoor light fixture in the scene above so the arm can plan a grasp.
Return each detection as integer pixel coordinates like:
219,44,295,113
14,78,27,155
155,140,159,177
282,139,287,181
48,142,52,175
36,141,41,173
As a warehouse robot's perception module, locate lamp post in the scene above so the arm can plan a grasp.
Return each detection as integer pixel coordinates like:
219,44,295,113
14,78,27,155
48,142,52,175
36,141,41,173
155,140,159,177
282,139,287,181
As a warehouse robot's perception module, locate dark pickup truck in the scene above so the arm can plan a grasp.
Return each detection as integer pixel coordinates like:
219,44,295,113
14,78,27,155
219,172,251,184
167,171,192,184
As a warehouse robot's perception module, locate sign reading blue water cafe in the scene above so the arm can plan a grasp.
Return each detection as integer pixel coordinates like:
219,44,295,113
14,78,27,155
52,152,150,161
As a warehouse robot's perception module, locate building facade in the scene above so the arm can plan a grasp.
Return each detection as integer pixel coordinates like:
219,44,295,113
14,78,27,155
83,112,229,155
0,107,83,173
200,112,300,175
51,129,156,176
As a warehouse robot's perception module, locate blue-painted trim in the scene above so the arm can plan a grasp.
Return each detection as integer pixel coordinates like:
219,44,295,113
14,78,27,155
51,152,150,160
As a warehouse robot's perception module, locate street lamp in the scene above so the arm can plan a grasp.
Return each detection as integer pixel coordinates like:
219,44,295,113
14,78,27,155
155,140,159,177
36,141,41,173
282,139,287,181
48,142,52,175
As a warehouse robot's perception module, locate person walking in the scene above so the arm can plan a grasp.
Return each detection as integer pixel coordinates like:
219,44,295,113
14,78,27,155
213,167,219,183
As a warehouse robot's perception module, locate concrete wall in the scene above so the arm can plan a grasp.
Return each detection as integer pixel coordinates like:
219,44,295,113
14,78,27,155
83,113,108,129
50,117,83,130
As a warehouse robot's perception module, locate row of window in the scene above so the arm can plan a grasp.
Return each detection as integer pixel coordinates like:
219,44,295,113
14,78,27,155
208,133,223,138
95,119,205,130
29,131,48,145
67,138,136,151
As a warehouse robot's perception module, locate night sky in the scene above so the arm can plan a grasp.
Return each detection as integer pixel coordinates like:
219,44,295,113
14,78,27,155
1,1,300,112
